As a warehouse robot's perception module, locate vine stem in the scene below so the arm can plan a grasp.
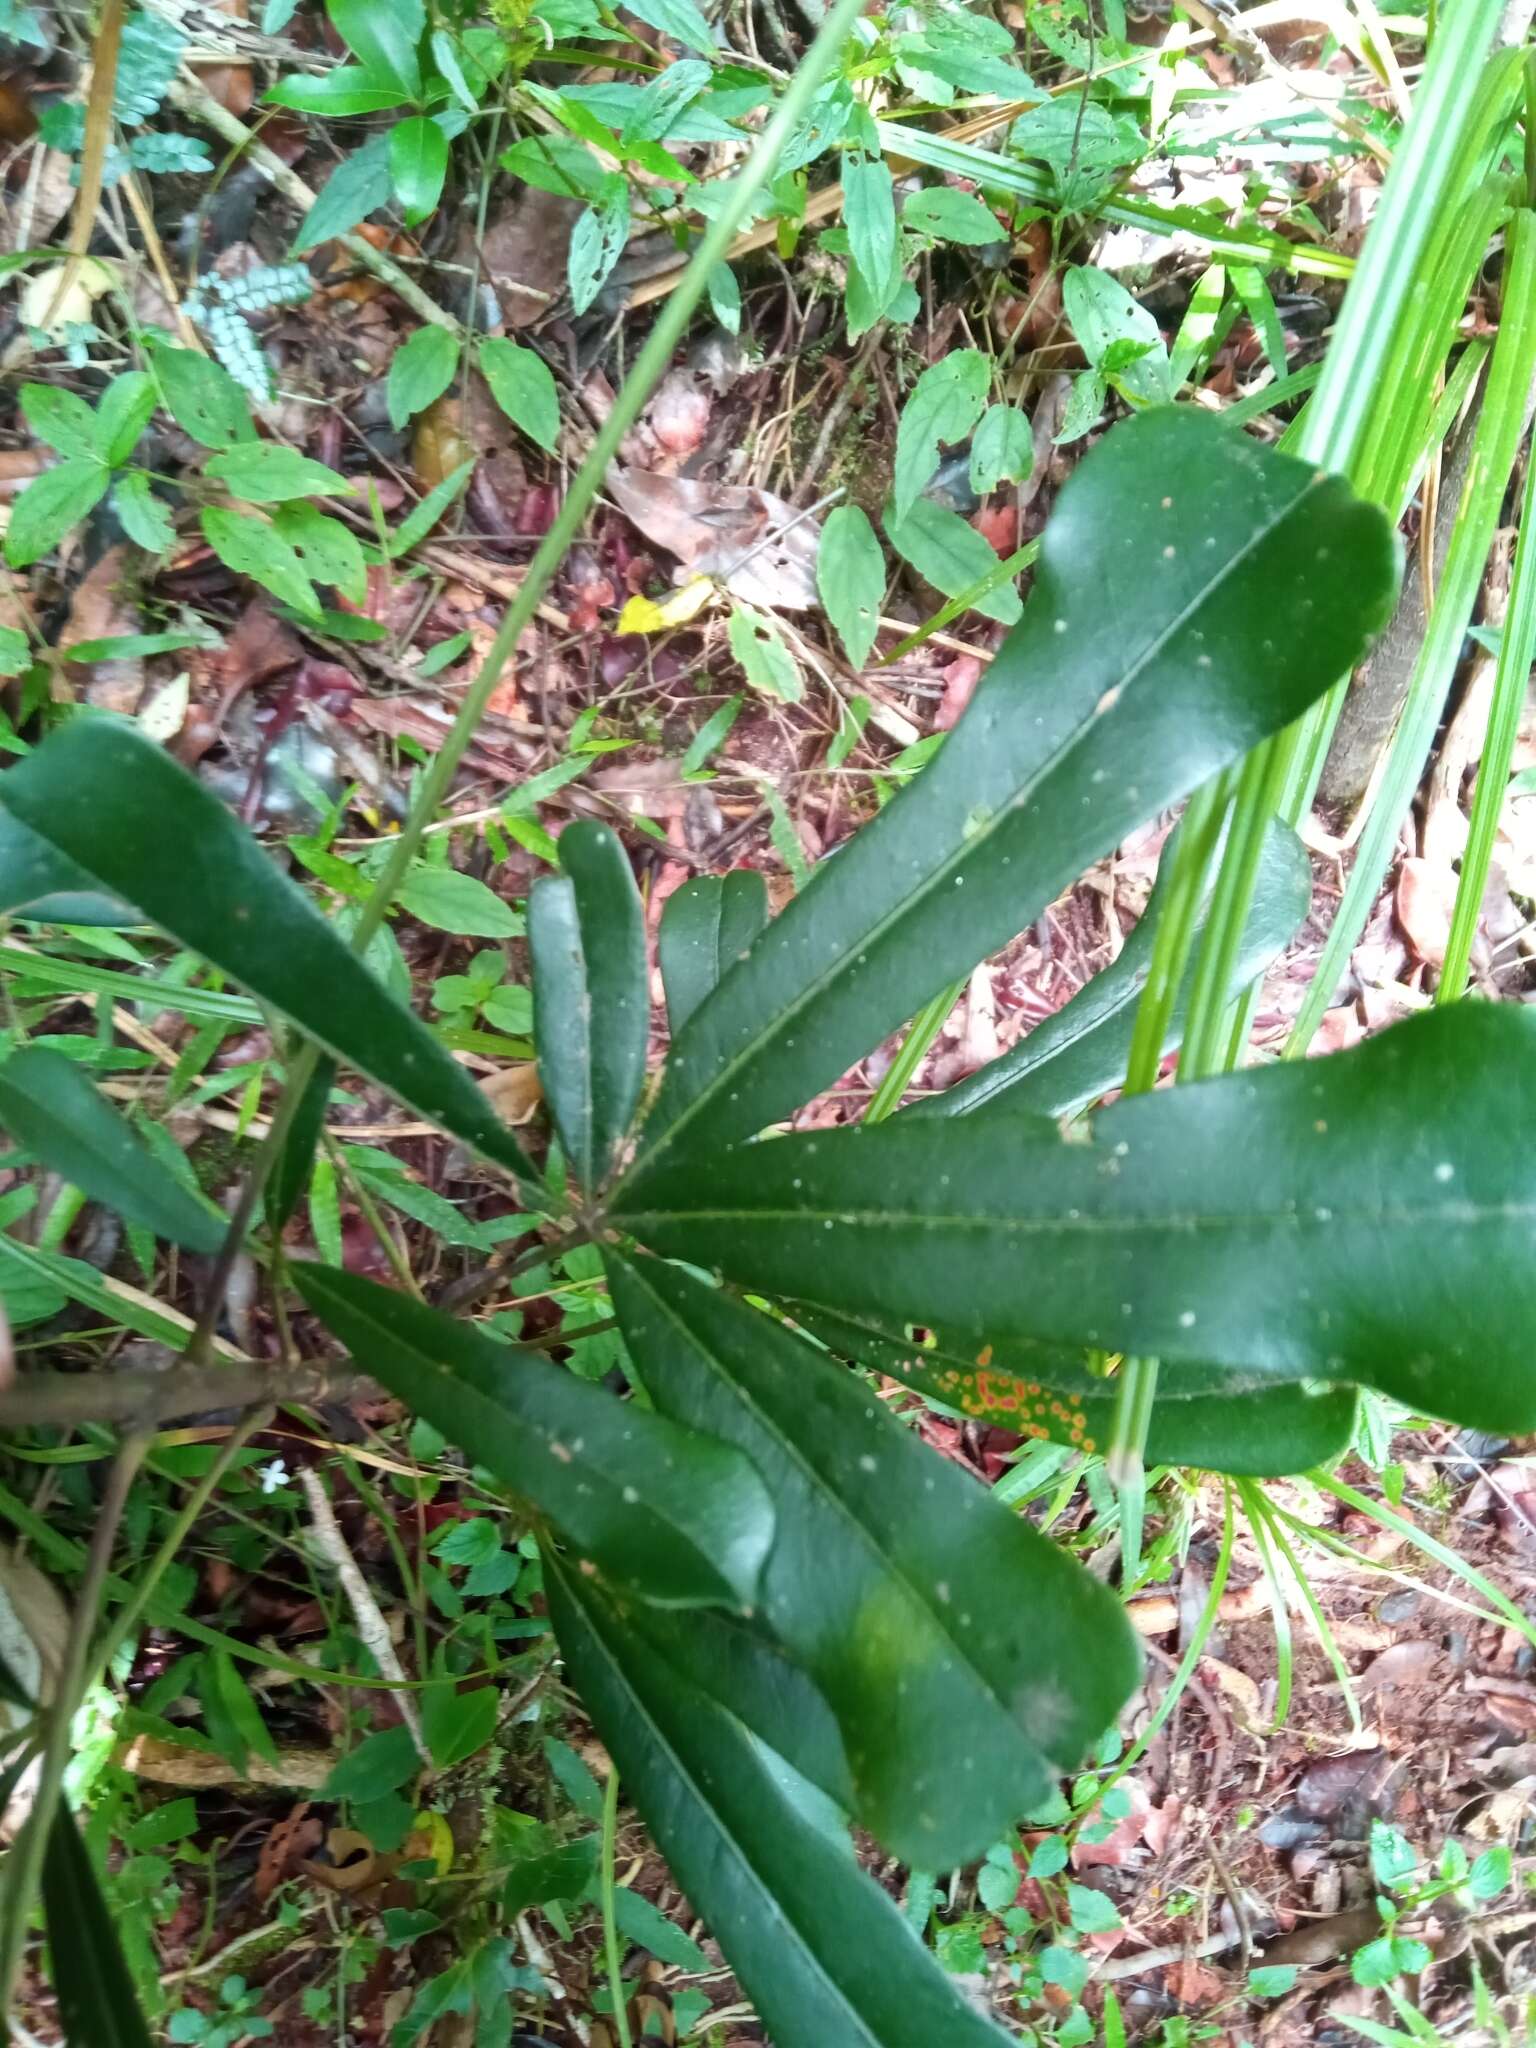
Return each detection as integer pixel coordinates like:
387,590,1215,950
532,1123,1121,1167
186,0,875,1353
601,1764,634,2048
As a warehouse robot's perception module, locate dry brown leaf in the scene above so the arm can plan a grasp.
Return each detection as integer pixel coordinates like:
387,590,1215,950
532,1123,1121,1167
480,1063,542,1125
118,1732,335,1789
1395,855,1459,968
606,465,820,610
475,189,583,328
1071,1775,1151,1871
1164,1959,1225,2005
255,1801,325,1900
59,544,144,713
1356,1639,1440,1692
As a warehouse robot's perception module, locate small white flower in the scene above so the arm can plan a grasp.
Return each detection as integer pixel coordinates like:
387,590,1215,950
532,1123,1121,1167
256,1459,289,1495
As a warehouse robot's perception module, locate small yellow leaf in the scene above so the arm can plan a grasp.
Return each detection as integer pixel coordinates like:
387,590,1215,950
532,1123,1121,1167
617,577,715,635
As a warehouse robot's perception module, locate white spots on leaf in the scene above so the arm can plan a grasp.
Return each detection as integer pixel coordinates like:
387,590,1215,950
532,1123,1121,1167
1434,1161,1455,1183
1178,1310,1197,1329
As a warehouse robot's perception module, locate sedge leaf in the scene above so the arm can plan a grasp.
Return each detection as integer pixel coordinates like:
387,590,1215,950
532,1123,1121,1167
293,1263,773,1609
0,720,536,1187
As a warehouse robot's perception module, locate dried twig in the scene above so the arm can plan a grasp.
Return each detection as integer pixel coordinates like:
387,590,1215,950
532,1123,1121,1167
299,1467,429,1762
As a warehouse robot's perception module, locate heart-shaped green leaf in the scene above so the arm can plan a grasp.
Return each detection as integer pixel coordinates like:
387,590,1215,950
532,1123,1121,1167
0,720,534,1188
658,869,769,1035
0,1046,223,1251
529,821,647,1191
604,1249,1139,1867
626,408,1397,1188
547,1550,1015,2048
615,1005,1536,1435
294,1263,774,1609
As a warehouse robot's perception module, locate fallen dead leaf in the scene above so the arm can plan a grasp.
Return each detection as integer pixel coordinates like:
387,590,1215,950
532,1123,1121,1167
935,654,984,730
1164,1958,1225,2005
255,1801,324,1900
474,189,582,328
1356,1639,1440,1691
607,465,820,610
1396,855,1459,968
1071,1775,1151,1871
59,545,144,713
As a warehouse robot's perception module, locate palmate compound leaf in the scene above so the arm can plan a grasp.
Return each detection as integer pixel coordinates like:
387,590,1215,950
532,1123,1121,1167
612,1005,1536,1436
657,869,770,1035
626,407,1397,1187
906,814,1311,1123
0,719,535,1189
547,1549,1015,2048
792,1305,1360,1478
528,821,648,1193
603,1249,1140,1869
292,1263,773,1610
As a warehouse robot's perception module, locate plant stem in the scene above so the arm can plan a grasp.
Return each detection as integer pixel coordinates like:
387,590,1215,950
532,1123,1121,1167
863,980,965,1122
0,1429,150,2011
601,1763,634,2048
1436,445,1536,1000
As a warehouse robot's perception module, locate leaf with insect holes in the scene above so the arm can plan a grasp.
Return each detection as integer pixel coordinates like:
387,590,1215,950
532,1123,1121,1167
795,1304,1358,1478
270,502,368,604
547,1550,1018,2048
617,1005,1536,1437
20,383,99,459
5,460,109,568
970,404,1031,496
1063,267,1171,406
728,604,802,701
292,1263,774,1609
893,349,989,522
205,443,351,504
387,324,459,430
603,1250,1140,1867
327,0,422,96
659,870,769,1034
0,1046,223,1250
884,498,1020,625
908,815,1311,1123
903,186,1004,244
570,177,630,316
113,473,175,554
389,115,449,225
201,506,318,615
147,343,255,449
478,337,560,452
528,821,648,1190
42,1805,155,2048
623,408,1395,1178
816,505,884,670
94,370,157,467
0,720,537,1186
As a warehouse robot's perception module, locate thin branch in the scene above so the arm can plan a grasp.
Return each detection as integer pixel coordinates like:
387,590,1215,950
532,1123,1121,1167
0,1362,374,1431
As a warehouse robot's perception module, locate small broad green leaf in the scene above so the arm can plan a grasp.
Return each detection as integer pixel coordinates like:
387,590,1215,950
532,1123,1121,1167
6,460,108,568
113,472,175,554
910,816,1311,1122
504,1838,598,1918
1350,1935,1401,1989
969,404,1031,496
0,721,536,1186
609,1885,712,1971
201,506,319,616
816,505,884,670
844,154,898,307
1057,368,1107,445
0,1046,222,1250
707,260,741,334
397,865,520,938
727,604,802,701
621,0,716,54
270,501,367,604
547,1549,1015,2048
799,1306,1360,1478
569,178,630,316
0,628,28,677
293,1263,774,1609
617,1005,1536,1437
477,337,559,452
902,186,1003,244
95,370,157,467
884,498,1021,625
20,383,99,459
327,0,422,96
658,870,769,1035
1248,1965,1298,1998
604,1250,1139,1868
389,115,449,225
323,1722,421,1802
42,1804,155,2048
528,821,647,1191
267,67,411,114
893,350,990,520
292,130,393,252
1063,267,1171,406
625,408,1395,1179
205,443,351,504
544,1734,605,1819
148,345,256,449
421,1684,497,1769
1469,1845,1512,1898
387,324,459,430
